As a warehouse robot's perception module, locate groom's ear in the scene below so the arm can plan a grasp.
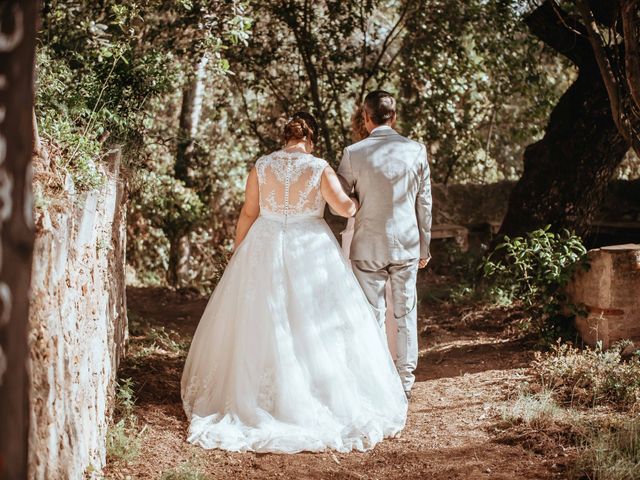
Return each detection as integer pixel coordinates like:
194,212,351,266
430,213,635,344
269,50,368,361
363,109,375,131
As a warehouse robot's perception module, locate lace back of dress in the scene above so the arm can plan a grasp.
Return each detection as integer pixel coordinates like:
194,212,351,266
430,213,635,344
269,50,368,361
257,152,325,216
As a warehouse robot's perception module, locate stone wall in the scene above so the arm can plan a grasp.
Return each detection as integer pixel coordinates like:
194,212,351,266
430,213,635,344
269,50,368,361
567,244,640,348
431,181,515,226
27,151,127,479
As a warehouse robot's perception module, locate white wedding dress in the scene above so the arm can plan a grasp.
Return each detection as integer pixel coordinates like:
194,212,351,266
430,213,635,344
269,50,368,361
181,150,407,453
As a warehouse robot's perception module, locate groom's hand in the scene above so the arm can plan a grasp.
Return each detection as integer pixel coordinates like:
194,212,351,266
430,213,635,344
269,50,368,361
418,258,429,269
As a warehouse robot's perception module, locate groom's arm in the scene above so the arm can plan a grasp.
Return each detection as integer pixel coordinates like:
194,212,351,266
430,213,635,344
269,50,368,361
416,144,432,264
336,147,355,195
330,147,356,216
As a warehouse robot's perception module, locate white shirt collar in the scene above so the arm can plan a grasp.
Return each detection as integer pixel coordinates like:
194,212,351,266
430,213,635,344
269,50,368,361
371,125,393,134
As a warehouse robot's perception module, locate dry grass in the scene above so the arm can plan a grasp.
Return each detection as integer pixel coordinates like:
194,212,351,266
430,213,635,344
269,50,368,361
572,418,640,480
498,341,640,480
159,459,210,480
532,341,640,410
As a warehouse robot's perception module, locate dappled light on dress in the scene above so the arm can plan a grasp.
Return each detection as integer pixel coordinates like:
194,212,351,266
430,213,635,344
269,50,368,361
181,150,407,453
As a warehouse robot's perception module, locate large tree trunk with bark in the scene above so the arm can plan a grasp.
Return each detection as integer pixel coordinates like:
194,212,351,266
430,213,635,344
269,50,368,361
499,1,633,238
0,1,37,478
175,54,208,185
168,55,208,288
167,232,191,288
500,67,628,237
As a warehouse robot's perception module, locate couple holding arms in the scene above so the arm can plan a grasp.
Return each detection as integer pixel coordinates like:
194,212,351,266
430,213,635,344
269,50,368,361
181,90,432,453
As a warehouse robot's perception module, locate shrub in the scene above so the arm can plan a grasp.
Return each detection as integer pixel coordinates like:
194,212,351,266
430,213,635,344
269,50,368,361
36,48,105,191
532,342,640,411
106,378,142,464
480,227,588,339
106,418,141,464
501,390,568,428
482,226,587,305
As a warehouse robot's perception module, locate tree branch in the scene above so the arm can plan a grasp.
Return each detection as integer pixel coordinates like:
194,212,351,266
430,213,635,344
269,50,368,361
525,1,592,66
263,75,294,113
575,0,639,154
324,60,349,146
358,0,413,99
284,7,335,159
233,78,273,152
358,0,368,102
622,0,640,110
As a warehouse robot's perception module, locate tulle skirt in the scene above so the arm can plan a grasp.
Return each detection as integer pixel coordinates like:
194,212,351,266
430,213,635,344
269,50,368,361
181,214,408,453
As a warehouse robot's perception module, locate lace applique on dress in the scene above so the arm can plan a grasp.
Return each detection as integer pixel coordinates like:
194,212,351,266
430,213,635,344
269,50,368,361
256,151,328,217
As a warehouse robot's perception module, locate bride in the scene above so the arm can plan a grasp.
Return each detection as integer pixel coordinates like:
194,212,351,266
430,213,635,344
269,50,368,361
181,112,407,454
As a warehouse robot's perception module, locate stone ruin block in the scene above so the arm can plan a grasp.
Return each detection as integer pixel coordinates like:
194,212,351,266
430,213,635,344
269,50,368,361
567,244,640,348
28,150,127,479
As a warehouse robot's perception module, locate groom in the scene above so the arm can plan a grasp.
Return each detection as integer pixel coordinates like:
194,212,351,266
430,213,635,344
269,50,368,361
337,90,432,399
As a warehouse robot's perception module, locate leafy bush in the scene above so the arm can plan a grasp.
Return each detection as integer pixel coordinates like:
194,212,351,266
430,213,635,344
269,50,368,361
114,378,136,417
107,378,142,464
133,170,206,236
482,227,587,304
36,47,105,190
480,227,588,338
532,342,640,411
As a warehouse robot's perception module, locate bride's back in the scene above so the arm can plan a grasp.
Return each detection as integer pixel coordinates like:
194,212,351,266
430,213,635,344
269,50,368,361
256,150,328,218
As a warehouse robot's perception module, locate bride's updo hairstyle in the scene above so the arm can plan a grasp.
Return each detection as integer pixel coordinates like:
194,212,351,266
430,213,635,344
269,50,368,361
283,111,319,144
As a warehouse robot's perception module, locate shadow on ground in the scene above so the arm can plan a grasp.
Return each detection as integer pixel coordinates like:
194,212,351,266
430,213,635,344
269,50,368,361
107,282,562,479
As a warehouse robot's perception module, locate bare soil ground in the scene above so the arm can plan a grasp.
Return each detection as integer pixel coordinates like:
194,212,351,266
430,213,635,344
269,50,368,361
105,272,572,479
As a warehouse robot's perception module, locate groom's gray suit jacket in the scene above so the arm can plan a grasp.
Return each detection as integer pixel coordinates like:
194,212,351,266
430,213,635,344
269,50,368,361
337,126,432,262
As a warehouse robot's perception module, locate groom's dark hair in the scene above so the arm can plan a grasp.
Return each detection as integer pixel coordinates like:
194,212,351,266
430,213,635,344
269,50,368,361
363,90,396,126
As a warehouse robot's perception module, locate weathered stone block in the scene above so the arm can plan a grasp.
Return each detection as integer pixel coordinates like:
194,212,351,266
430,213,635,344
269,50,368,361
28,152,127,479
567,244,640,348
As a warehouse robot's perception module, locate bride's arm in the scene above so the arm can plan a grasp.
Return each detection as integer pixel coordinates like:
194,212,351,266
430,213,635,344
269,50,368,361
321,166,358,218
234,168,260,250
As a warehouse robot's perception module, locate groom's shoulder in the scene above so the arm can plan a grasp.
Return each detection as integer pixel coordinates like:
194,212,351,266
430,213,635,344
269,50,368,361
396,132,424,148
397,135,428,161
344,137,368,153
343,131,425,158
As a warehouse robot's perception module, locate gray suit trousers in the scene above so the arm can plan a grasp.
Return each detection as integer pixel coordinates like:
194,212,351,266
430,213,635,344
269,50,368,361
352,259,419,392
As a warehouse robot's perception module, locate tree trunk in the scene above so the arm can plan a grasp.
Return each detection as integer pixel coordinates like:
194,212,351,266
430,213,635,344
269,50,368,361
167,233,191,288
499,1,631,238
0,2,37,479
500,69,628,238
170,55,208,288
175,54,208,186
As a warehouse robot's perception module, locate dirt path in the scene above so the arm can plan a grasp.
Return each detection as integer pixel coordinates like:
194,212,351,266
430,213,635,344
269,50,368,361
105,279,568,479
